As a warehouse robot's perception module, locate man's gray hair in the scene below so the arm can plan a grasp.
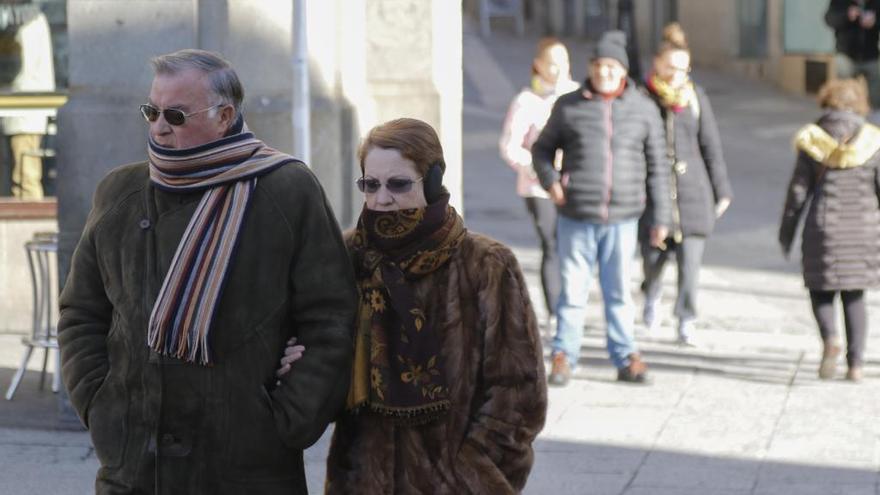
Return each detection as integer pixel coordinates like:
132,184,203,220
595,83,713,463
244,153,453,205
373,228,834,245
151,49,244,115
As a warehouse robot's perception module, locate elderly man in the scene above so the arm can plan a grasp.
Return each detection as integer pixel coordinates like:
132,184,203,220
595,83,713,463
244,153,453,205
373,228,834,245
532,31,670,386
58,49,356,493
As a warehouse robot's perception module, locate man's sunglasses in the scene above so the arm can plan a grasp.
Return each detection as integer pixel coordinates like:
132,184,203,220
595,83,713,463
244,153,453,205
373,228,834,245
139,103,222,126
356,176,424,194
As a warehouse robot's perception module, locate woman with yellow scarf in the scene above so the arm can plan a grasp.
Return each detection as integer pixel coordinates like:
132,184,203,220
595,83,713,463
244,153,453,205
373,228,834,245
639,23,733,345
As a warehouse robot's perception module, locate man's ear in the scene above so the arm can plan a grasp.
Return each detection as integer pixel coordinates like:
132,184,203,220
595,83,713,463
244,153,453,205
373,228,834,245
219,104,236,131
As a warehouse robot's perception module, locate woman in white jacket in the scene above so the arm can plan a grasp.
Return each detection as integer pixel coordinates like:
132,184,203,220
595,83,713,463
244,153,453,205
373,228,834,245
499,37,578,327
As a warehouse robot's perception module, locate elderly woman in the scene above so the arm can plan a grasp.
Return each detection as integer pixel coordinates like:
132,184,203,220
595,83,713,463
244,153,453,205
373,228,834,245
780,78,880,382
279,118,547,493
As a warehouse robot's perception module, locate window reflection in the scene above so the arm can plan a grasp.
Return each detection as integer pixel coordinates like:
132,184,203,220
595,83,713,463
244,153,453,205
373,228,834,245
0,0,65,202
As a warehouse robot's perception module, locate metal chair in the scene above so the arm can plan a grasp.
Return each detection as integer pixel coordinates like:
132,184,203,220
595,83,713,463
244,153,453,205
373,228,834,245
5,232,60,400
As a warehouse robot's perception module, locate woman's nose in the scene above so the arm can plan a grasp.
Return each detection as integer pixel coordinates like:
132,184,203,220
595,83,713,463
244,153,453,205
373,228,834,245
375,184,394,204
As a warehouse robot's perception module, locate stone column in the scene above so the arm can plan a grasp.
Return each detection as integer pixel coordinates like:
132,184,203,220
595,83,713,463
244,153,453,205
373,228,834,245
55,0,199,427
364,0,463,213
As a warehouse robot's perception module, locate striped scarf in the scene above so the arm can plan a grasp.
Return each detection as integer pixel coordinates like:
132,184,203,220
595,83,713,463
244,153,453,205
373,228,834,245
146,117,296,365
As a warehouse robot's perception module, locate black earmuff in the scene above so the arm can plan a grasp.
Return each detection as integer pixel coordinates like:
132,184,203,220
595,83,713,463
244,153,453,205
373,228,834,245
424,161,444,204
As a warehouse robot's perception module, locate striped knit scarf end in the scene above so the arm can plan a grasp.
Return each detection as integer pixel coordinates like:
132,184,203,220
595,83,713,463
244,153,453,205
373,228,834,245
146,119,289,366
147,179,256,365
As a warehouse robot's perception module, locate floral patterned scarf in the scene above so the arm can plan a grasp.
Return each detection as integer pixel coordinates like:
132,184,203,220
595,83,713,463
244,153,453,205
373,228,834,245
347,193,466,424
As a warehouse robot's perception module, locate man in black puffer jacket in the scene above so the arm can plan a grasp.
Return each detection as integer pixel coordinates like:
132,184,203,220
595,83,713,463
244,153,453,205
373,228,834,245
532,30,670,386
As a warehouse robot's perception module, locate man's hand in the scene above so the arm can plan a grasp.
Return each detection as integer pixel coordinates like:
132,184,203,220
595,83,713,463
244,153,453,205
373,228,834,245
275,337,305,378
549,182,566,206
849,5,862,22
650,226,669,250
715,197,731,218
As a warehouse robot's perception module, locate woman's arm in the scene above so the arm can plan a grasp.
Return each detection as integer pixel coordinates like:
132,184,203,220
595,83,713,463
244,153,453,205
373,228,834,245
499,92,536,171
779,153,815,257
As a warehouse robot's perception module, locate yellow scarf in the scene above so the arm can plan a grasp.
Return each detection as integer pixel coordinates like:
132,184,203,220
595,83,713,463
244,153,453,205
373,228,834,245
794,122,880,169
649,73,698,114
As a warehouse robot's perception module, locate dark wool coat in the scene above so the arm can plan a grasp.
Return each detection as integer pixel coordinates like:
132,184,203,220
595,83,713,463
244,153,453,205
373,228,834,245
826,0,880,62
531,79,672,228
58,161,357,494
642,85,733,239
779,111,880,291
325,232,547,494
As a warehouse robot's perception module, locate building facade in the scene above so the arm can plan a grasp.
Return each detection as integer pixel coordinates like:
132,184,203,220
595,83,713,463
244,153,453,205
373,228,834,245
0,0,464,333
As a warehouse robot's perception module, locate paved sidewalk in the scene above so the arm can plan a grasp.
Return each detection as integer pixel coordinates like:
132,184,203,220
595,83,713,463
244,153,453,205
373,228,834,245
463,22,880,495
2,21,880,495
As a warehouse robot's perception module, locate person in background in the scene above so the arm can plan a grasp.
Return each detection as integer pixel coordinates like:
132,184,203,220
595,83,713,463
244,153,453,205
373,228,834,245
0,3,54,198
779,78,880,383
639,23,733,345
532,30,670,386
825,0,880,108
499,36,578,330
280,118,547,493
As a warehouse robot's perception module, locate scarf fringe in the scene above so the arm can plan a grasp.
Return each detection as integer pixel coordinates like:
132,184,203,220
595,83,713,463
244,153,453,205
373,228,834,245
349,400,452,426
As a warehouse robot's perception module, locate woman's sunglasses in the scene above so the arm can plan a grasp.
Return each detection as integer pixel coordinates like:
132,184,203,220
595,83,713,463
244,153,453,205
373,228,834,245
356,176,424,194
139,103,222,126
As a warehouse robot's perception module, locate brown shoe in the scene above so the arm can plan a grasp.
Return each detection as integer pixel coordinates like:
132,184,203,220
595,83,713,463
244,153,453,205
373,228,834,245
818,340,841,380
548,352,571,387
845,366,863,382
617,353,649,384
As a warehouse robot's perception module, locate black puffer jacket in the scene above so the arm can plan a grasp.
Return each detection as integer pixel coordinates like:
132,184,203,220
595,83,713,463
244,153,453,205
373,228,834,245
779,110,880,290
643,84,733,238
826,0,880,62
532,80,671,227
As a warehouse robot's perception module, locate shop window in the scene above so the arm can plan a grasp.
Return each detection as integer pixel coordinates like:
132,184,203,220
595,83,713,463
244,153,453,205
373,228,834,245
0,0,66,217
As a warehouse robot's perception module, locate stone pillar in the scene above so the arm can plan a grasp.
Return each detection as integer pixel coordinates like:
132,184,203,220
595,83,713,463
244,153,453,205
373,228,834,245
55,0,199,427
572,0,586,37
545,0,565,35
304,0,361,227
364,0,463,213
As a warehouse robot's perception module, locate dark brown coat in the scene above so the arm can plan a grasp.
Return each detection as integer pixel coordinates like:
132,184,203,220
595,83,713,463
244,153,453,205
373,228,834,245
58,162,356,494
326,232,547,494
779,111,880,290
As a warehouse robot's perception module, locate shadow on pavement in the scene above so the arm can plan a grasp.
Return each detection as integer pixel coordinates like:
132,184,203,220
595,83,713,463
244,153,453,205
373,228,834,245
0,366,83,431
526,438,879,494
563,345,801,386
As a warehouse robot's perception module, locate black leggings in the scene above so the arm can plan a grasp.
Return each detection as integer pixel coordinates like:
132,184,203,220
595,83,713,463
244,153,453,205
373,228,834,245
809,289,867,367
524,197,561,316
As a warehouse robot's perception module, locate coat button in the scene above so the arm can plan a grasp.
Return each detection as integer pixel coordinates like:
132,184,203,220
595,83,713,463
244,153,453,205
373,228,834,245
139,219,151,230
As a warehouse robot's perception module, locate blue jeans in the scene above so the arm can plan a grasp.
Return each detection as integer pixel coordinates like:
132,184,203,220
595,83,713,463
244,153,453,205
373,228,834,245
552,215,638,369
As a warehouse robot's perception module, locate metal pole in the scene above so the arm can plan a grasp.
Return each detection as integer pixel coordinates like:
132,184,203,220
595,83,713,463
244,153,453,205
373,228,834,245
292,0,311,166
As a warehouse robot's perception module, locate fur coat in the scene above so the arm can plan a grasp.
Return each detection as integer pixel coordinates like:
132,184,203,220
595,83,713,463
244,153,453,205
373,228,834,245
325,232,547,494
